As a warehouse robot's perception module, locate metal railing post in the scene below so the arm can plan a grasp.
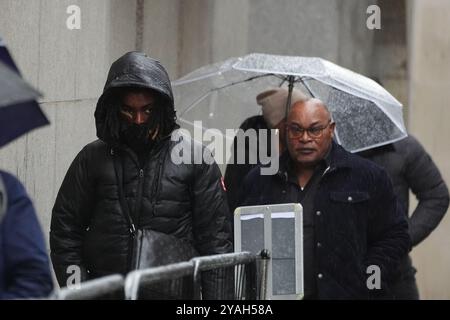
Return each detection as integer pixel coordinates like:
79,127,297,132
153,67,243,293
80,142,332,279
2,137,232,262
258,249,271,300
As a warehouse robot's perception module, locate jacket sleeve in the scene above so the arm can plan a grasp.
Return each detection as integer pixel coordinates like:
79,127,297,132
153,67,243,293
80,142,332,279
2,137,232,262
237,166,263,208
365,168,411,296
191,155,232,256
0,172,53,299
403,136,450,246
191,149,233,299
50,148,94,288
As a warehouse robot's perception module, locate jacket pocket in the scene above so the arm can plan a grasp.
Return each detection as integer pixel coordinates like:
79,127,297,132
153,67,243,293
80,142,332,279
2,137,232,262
330,191,370,204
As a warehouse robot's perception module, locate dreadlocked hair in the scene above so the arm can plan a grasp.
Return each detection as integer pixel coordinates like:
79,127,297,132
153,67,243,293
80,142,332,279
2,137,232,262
102,94,122,143
147,95,178,139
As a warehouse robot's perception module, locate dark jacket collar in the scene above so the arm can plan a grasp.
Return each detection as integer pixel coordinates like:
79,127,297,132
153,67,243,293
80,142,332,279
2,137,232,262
327,141,352,170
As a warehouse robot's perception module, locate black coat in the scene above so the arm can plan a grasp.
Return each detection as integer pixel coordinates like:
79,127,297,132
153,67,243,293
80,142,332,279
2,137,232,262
50,52,232,288
358,135,449,285
239,142,411,299
224,115,270,214
358,135,449,247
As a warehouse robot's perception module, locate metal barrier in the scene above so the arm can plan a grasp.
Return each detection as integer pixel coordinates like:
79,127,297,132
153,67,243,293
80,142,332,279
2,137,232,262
53,274,125,300
191,251,261,300
51,251,270,300
124,262,194,300
124,251,266,300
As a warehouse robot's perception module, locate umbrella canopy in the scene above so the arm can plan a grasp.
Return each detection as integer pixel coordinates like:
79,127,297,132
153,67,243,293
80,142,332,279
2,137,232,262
0,38,19,73
0,39,49,148
172,53,407,153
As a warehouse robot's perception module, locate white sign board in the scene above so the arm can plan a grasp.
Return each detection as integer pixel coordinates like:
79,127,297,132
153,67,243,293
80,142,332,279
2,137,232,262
234,203,303,300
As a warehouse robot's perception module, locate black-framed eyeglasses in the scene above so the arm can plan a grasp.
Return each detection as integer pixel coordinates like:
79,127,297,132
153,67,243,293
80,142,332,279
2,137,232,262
287,120,333,139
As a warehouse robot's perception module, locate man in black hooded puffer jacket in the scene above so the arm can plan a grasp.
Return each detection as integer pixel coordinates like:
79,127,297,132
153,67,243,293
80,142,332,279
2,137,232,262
50,52,232,299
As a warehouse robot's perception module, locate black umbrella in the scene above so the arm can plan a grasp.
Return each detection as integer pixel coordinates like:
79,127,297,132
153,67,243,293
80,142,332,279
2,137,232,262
0,39,49,148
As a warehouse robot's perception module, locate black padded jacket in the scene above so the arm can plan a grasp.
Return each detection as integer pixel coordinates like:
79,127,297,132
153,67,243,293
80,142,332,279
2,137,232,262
50,52,232,288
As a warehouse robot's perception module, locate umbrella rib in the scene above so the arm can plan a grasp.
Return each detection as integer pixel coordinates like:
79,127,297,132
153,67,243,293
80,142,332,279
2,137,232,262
298,77,316,98
214,73,276,91
178,73,276,117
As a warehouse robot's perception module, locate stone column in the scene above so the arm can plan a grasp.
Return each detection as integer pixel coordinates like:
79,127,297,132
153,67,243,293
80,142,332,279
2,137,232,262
408,0,450,299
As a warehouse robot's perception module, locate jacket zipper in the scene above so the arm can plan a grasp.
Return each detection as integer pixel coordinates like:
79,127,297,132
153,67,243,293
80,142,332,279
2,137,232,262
112,148,138,270
126,141,169,224
134,168,145,226
150,151,167,215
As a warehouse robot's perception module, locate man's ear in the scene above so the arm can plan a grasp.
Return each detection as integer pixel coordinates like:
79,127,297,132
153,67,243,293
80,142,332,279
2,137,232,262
329,122,336,138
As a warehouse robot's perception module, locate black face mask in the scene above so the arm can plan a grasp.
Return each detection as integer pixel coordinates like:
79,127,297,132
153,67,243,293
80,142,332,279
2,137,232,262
120,122,156,154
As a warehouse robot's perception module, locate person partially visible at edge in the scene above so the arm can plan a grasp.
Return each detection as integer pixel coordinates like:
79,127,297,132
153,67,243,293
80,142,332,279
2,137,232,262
238,97,411,299
224,87,307,215
358,135,449,299
0,171,53,299
50,52,232,299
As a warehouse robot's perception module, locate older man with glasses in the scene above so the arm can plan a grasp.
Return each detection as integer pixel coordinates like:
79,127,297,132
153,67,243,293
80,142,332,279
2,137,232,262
238,96,411,300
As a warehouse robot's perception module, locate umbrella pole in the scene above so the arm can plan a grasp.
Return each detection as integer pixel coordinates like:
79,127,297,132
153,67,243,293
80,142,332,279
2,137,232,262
285,75,295,119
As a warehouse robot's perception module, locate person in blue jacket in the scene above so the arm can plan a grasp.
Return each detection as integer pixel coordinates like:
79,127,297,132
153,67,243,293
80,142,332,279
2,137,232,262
0,170,53,299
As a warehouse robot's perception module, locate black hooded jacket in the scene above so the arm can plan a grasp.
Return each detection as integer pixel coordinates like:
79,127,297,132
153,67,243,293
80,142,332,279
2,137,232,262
358,135,449,285
50,52,232,288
